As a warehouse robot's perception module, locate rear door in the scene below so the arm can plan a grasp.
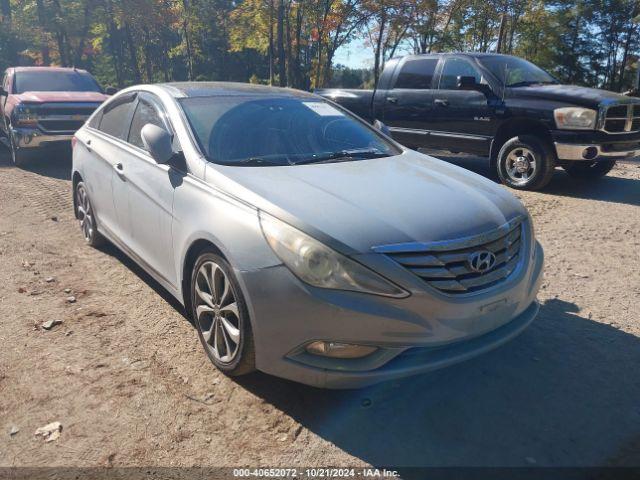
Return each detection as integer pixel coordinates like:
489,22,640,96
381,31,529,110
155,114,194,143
122,92,180,287
382,56,438,148
430,56,495,155
81,93,137,240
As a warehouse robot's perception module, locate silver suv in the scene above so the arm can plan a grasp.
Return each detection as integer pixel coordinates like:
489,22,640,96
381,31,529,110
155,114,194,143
72,82,544,388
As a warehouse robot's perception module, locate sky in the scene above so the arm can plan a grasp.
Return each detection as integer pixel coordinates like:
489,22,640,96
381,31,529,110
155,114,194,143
333,38,415,69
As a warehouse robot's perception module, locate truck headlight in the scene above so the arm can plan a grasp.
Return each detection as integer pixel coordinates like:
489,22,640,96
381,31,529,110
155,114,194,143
12,104,39,127
259,212,408,298
554,107,597,130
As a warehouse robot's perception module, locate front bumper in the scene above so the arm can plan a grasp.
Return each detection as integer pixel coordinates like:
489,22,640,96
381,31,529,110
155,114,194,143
552,129,640,161
236,239,544,389
11,126,73,150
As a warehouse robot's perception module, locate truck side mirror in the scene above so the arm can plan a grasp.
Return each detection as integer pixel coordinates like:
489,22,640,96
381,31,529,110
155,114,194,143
105,86,118,95
141,124,175,164
457,76,478,90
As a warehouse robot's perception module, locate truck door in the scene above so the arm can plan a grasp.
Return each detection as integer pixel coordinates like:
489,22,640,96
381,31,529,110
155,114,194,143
381,56,438,149
430,57,495,155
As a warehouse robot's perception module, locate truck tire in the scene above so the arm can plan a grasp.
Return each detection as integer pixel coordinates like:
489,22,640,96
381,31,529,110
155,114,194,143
563,160,616,179
496,135,556,190
8,127,30,167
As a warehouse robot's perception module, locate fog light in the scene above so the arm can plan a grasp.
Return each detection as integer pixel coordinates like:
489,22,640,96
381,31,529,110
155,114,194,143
306,341,377,359
582,146,598,160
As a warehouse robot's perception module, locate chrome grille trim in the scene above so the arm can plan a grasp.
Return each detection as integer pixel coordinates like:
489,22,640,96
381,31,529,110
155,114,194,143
373,216,526,295
601,103,640,134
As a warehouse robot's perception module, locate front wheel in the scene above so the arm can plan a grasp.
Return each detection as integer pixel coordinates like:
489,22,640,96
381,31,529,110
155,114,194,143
191,252,255,376
563,160,616,179
496,135,556,190
8,128,30,167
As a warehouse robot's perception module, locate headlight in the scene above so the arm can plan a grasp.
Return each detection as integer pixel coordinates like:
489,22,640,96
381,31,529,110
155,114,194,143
12,104,39,126
259,212,408,298
554,107,597,130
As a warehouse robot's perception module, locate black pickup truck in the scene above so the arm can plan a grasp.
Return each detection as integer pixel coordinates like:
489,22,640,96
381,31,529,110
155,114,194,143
316,53,640,190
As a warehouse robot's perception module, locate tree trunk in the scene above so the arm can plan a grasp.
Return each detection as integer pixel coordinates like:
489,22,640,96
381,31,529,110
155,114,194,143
268,0,275,85
276,0,286,86
124,22,141,83
373,8,387,86
496,11,507,53
35,0,51,65
182,0,194,80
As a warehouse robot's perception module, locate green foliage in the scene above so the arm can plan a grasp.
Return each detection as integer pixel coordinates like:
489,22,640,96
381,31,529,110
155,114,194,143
0,0,638,92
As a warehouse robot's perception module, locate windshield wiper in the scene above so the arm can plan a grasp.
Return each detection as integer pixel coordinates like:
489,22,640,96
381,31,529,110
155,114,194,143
226,156,292,166
292,148,389,165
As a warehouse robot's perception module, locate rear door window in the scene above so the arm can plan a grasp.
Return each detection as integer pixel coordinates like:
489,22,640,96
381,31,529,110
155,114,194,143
395,58,438,89
438,58,482,90
98,96,136,140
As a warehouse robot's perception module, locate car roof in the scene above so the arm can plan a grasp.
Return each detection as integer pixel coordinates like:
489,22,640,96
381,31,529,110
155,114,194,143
398,52,516,60
11,66,91,74
160,81,317,99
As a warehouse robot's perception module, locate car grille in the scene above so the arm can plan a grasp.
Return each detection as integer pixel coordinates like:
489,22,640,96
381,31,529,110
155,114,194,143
374,216,525,295
602,103,640,133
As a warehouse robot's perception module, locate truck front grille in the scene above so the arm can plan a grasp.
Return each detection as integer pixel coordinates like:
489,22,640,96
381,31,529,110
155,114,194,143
29,102,101,133
374,216,526,295
603,103,640,134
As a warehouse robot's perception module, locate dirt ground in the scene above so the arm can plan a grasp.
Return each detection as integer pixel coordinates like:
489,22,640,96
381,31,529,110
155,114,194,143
0,146,639,471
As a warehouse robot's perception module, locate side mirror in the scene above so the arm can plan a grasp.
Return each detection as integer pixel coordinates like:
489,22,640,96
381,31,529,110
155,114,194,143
373,119,391,136
457,75,478,90
105,86,118,95
141,124,174,164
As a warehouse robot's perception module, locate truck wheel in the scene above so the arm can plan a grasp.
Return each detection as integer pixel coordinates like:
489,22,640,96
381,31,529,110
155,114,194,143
496,135,556,190
563,160,616,179
8,128,30,167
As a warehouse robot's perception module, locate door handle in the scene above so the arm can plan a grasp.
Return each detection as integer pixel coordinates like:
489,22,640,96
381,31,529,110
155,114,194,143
434,99,449,107
85,139,92,152
114,162,125,177
387,97,398,104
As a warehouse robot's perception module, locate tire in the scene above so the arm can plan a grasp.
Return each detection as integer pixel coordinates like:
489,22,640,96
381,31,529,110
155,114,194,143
8,128,30,167
496,135,556,190
190,251,256,376
563,160,616,179
74,181,105,247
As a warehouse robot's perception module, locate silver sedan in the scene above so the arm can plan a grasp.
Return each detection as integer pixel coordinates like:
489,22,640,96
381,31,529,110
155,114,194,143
72,82,544,388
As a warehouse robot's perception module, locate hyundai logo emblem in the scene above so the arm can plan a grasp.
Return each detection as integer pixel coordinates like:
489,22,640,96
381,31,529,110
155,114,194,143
468,250,496,273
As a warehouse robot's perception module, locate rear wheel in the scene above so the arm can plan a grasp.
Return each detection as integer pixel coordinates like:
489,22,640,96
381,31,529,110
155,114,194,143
191,252,255,376
74,181,105,247
563,160,616,179
496,135,556,190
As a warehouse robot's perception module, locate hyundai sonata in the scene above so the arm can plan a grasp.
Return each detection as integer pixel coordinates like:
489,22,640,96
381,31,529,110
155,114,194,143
72,82,543,388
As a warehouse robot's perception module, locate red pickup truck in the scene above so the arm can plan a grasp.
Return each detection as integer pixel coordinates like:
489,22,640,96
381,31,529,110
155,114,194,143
0,66,111,166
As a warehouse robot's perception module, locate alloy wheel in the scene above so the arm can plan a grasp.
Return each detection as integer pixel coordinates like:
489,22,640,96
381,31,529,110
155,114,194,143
76,184,95,242
195,261,241,364
505,147,537,186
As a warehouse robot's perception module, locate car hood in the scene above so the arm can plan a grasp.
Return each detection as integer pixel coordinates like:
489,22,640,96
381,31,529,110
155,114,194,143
13,91,108,103
508,84,637,109
209,150,527,254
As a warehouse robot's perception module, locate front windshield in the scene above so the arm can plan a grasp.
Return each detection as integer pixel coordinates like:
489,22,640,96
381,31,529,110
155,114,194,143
14,71,102,94
479,56,557,87
179,96,400,166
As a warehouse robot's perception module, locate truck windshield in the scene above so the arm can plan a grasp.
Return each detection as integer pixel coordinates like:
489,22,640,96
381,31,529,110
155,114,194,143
14,71,102,94
479,56,557,87
179,96,399,166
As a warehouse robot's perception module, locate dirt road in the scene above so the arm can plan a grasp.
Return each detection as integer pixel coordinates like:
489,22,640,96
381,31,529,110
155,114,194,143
1,148,639,471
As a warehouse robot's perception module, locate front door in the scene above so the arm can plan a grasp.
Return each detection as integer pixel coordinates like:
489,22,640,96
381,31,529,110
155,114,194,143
121,93,180,288
382,56,438,149
430,57,496,155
